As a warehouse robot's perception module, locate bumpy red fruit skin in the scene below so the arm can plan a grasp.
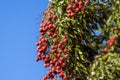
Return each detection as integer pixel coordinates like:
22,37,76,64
56,66,61,70
60,57,64,62
61,62,66,67
64,49,68,53
75,7,80,12
52,24,57,29
38,49,42,53
44,38,48,42
52,15,57,19
107,40,111,45
64,54,69,58
44,63,49,68
36,42,39,46
53,58,57,62
78,1,83,6
108,42,114,47
51,49,56,53
112,36,117,41
41,77,45,80
36,57,40,62
44,59,49,63
67,5,72,10
52,33,57,38
47,32,53,36
57,53,61,58
72,4,77,9
59,72,64,78
50,60,55,66
53,38,57,43
63,38,67,43
42,19,44,23
103,47,108,53
70,0,75,3
86,0,90,5
67,13,71,17
48,24,52,29
42,45,47,51
61,45,65,49
70,12,76,17
42,56,46,60
52,78,57,80
52,46,56,49
111,39,115,43
58,43,62,48
55,61,60,66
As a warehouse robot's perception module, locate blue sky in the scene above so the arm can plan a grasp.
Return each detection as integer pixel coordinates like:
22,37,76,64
0,0,49,80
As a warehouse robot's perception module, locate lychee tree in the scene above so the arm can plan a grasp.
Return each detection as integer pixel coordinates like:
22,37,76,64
35,0,120,80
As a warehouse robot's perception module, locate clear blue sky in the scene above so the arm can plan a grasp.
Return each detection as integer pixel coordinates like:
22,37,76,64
0,0,49,80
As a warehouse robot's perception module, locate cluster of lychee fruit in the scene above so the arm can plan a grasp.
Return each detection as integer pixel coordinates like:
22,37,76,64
36,6,70,80
103,36,117,53
107,36,117,47
66,0,90,18
41,36,70,80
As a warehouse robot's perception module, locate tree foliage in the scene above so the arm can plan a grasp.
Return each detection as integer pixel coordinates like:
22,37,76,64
36,0,120,80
